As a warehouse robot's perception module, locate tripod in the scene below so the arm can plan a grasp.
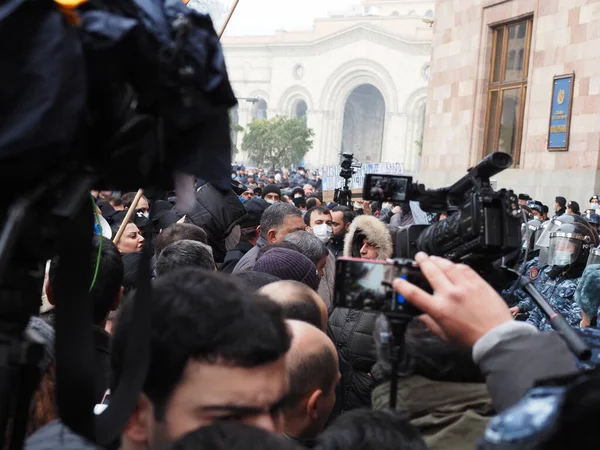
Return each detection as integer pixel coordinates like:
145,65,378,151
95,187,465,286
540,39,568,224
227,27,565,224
334,176,353,210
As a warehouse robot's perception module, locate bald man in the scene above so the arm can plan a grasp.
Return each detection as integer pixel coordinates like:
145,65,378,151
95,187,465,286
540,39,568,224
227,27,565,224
259,280,327,331
284,320,340,447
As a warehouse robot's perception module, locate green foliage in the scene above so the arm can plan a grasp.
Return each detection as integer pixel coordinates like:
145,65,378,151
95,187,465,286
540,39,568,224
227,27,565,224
241,115,314,168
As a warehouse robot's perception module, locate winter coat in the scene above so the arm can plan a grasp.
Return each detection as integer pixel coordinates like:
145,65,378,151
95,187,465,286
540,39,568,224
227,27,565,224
220,241,254,274
187,182,247,263
328,308,382,411
328,215,393,411
232,237,267,272
343,215,393,260
372,375,494,450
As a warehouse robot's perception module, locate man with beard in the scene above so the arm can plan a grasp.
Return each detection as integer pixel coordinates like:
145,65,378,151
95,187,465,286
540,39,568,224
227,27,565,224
328,206,355,258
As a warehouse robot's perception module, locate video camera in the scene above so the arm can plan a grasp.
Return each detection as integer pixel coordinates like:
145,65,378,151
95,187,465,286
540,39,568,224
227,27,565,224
363,152,523,277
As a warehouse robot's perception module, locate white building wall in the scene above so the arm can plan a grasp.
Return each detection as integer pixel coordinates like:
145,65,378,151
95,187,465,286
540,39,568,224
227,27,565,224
223,3,434,171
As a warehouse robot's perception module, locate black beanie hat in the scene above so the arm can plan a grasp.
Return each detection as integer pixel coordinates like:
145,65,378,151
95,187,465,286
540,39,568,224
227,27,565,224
253,248,319,291
262,184,281,199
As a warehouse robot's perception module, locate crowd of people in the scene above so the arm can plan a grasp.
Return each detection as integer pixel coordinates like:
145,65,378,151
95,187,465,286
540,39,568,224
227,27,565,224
20,169,600,449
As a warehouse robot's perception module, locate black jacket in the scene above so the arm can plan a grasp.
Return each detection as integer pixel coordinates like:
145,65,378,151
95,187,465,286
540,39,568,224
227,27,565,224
220,241,254,274
327,237,344,258
93,326,111,403
328,307,381,411
187,182,247,263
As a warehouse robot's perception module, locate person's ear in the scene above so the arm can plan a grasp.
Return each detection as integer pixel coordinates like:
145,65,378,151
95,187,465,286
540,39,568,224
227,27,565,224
306,389,323,420
345,222,351,232
111,286,123,312
306,226,313,233
267,228,278,244
122,393,154,445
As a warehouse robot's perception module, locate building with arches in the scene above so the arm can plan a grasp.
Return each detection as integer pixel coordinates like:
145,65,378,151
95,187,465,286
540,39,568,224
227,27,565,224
222,0,434,172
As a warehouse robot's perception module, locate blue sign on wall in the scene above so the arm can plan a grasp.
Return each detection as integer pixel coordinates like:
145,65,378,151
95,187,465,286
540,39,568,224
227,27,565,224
548,74,575,150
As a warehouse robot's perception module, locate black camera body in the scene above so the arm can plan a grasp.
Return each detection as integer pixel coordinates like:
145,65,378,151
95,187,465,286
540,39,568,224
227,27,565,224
364,152,522,270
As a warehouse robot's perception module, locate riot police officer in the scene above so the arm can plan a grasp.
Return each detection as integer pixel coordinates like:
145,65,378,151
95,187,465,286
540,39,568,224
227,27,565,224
525,222,597,331
583,211,600,232
507,214,598,319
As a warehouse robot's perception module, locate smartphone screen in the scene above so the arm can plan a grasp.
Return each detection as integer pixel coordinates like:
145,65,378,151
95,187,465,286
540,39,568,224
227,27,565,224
334,258,428,316
362,174,412,202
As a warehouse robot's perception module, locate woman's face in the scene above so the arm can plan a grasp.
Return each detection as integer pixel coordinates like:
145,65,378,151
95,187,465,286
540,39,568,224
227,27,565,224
360,239,379,260
118,223,144,254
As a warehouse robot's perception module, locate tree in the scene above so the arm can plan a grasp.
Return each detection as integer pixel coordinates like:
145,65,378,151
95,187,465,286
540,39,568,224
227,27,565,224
242,115,314,169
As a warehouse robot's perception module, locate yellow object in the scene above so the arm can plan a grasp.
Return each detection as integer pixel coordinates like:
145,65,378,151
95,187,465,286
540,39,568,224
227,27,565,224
54,0,87,7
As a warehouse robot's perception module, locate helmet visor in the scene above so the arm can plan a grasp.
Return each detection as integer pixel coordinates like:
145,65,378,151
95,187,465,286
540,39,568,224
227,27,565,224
548,233,583,267
535,219,562,250
587,248,600,266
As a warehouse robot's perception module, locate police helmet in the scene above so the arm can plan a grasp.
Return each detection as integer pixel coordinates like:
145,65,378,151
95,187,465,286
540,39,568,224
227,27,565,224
521,219,541,253
548,222,596,268
536,214,599,252
583,212,600,227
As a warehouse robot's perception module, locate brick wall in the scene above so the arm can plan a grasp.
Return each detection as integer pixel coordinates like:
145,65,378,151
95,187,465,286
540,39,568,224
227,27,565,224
420,0,600,206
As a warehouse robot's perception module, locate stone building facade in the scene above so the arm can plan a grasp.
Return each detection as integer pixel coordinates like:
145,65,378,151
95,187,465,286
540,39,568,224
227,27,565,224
420,0,600,206
222,0,434,172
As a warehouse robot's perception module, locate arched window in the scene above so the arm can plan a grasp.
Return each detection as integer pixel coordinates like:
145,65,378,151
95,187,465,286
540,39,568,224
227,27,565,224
294,100,308,123
425,10,434,17
408,9,416,15
254,99,267,120
391,11,399,16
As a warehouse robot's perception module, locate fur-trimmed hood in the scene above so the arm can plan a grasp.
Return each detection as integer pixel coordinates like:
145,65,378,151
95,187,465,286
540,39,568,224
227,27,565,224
344,215,393,260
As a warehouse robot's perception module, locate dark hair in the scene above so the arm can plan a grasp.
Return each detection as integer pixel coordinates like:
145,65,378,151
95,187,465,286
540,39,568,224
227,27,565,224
306,197,320,210
156,240,215,276
398,320,484,383
286,335,337,410
233,271,281,291
240,226,259,243
121,192,148,209
260,203,302,239
106,196,123,207
172,422,303,450
257,242,300,260
331,206,355,225
316,409,427,450
284,231,329,266
49,236,123,325
304,206,332,226
154,223,208,257
122,252,146,296
110,269,291,418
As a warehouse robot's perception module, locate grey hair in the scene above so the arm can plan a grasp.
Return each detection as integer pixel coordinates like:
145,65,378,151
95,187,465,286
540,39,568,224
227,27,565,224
260,203,302,239
284,231,329,265
156,239,215,276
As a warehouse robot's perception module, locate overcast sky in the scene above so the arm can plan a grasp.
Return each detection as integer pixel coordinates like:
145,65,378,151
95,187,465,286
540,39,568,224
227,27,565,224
220,0,355,36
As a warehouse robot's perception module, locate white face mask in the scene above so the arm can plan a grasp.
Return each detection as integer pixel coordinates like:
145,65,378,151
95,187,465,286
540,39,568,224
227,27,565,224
553,251,572,267
313,224,332,243
265,199,277,205
591,203,598,211
382,203,393,210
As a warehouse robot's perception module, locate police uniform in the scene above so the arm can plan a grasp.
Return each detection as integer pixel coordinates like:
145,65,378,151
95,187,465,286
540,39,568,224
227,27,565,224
525,267,581,331
501,257,541,311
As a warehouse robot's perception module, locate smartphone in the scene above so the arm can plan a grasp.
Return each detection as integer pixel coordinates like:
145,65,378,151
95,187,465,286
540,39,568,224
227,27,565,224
362,174,413,202
334,257,430,317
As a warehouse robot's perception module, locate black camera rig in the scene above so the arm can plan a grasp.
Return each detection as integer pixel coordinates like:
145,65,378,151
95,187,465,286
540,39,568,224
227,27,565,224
334,153,361,209
391,152,522,275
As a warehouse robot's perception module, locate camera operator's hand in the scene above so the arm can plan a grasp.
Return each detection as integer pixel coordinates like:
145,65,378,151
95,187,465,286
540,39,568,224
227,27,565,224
393,252,513,348
509,306,520,317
